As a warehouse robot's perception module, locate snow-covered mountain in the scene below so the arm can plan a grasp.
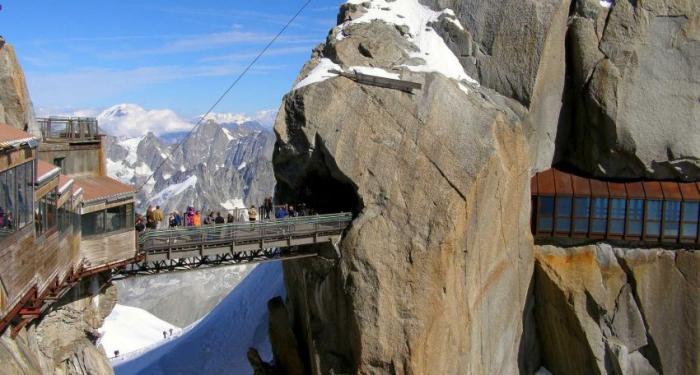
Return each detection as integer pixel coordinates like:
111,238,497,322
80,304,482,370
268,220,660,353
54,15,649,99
113,262,284,375
102,104,275,214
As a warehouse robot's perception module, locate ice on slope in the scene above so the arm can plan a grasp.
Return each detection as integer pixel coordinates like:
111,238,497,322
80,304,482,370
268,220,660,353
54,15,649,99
119,137,144,165
350,66,400,79
294,58,342,90
221,197,246,210
147,175,197,206
99,304,181,358
113,262,285,375
345,0,477,84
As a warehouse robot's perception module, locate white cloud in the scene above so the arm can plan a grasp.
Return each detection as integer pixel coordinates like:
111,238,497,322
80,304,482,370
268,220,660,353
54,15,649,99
97,104,194,138
54,104,277,137
252,109,277,128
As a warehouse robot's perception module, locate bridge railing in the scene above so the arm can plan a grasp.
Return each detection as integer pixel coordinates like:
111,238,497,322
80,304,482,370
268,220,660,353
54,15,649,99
138,213,352,252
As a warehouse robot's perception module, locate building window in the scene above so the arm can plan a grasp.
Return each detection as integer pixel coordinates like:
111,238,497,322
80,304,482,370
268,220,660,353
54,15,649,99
681,202,699,240
555,197,572,233
0,161,34,238
609,199,626,235
58,197,73,233
645,200,662,238
82,203,134,236
573,197,590,234
537,197,554,233
53,157,65,169
36,192,57,236
591,198,608,234
662,200,681,239
626,199,644,237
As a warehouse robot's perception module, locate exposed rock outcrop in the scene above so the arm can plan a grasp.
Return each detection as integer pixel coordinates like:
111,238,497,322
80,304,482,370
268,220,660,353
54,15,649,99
274,10,534,370
0,274,117,375
566,0,700,180
535,245,698,375
270,0,699,374
0,41,39,137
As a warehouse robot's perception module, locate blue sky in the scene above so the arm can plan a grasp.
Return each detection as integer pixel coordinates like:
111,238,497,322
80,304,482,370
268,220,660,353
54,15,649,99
0,0,342,117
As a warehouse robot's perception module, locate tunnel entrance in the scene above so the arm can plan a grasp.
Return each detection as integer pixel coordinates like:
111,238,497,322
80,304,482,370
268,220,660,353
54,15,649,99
274,137,362,217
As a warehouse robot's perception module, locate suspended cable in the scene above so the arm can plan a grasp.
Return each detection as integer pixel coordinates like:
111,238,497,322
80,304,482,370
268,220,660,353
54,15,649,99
137,0,313,192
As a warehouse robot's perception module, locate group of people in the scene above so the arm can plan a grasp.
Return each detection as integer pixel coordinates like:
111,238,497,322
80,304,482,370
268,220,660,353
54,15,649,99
248,197,314,222
134,199,316,233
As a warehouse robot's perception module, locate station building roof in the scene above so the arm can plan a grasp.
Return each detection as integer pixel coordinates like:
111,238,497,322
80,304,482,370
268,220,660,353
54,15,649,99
57,174,75,195
0,123,38,150
74,176,135,204
36,159,61,186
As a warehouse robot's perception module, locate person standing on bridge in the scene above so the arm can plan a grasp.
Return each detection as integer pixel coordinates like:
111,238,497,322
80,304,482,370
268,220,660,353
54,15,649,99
227,213,234,223
153,206,164,229
215,212,225,224
193,211,202,227
146,205,155,230
248,205,258,222
174,210,182,227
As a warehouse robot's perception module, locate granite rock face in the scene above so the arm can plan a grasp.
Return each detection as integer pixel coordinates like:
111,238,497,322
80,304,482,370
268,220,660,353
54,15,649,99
0,274,117,375
535,245,698,375
269,0,699,374
566,0,700,180
274,11,534,370
0,41,39,137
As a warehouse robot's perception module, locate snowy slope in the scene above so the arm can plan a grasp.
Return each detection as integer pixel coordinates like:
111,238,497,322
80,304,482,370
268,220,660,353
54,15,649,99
114,264,256,328
99,304,181,359
293,0,478,92
114,262,285,375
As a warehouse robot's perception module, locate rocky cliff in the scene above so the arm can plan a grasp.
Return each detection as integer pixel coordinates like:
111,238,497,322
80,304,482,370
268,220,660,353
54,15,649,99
0,274,116,375
0,39,39,137
270,0,698,374
535,245,698,375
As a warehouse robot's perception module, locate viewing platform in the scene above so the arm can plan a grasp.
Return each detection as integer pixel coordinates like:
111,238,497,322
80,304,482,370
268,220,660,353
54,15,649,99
37,117,101,143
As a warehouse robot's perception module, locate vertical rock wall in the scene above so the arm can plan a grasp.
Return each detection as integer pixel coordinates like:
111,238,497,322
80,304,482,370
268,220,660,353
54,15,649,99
275,67,534,373
535,245,698,375
0,41,39,137
271,0,699,374
0,275,116,375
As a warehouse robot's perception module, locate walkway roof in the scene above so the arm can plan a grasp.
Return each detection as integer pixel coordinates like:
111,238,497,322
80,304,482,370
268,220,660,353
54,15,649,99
36,159,61,185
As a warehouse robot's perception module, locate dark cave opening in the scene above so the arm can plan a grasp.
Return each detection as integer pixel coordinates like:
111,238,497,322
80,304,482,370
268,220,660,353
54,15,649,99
275,137,362,218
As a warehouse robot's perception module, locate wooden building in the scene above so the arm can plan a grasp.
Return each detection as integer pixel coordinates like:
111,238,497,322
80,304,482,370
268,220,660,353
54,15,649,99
36,117,105,177
0,118,137,337
74,176,137,273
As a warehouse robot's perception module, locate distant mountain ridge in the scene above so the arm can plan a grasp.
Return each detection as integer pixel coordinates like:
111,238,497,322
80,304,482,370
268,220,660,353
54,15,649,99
104,117,275,215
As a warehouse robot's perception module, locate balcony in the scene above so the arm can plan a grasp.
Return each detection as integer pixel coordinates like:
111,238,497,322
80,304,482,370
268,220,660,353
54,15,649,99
37,117,100,143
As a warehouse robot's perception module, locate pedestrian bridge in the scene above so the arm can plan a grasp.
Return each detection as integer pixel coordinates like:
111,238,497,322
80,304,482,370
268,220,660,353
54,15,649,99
119,213,353,276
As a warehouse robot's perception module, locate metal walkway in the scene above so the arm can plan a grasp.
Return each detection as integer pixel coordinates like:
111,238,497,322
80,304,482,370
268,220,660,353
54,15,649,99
120,213,352,276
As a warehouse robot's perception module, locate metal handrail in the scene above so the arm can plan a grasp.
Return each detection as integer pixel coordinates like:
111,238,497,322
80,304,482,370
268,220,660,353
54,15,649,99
138,213,352,249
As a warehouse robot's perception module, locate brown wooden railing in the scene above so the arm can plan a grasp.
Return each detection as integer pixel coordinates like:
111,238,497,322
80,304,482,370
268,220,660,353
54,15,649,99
37,117,100,142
